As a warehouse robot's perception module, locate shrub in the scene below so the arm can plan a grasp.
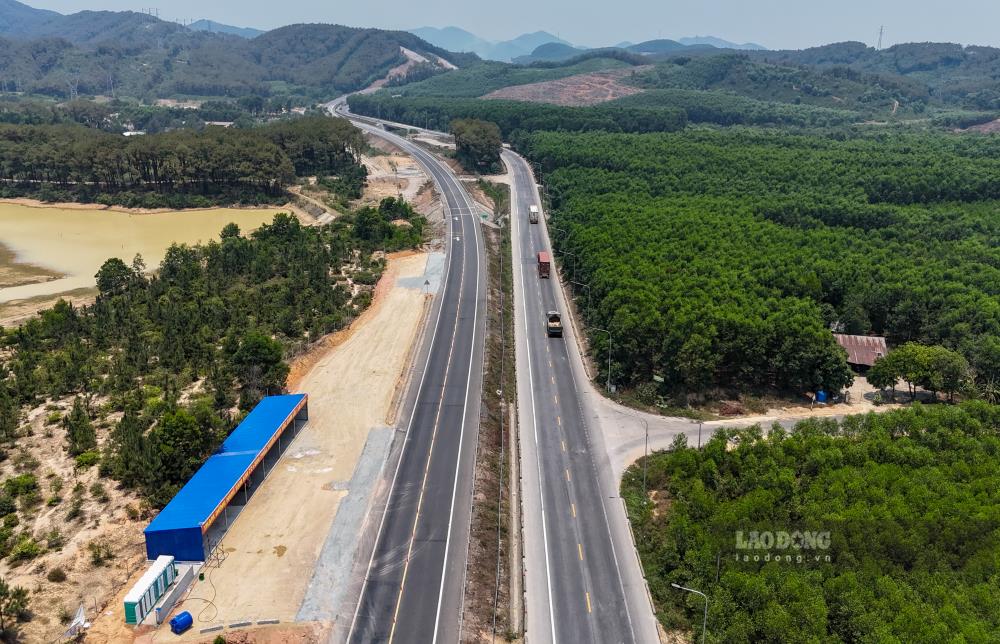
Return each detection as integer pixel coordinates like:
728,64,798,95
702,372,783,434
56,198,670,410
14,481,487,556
4,475,36,498
46,567,67,583
46,529,63,550
8,537,41,563
74,451,100,469
88,540,113,567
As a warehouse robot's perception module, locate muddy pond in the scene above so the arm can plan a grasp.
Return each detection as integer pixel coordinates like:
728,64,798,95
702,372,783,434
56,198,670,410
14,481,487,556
0,202,286,313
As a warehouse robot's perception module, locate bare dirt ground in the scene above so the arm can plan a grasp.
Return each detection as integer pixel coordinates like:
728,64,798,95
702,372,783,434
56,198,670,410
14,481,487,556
482,67,652,106
0,399,149,644
153,251,432,640
964,118,1000,133
359,143,428,205
711,375,901,427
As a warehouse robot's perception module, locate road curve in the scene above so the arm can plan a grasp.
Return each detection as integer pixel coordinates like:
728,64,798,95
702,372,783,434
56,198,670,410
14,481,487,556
332,101,488,644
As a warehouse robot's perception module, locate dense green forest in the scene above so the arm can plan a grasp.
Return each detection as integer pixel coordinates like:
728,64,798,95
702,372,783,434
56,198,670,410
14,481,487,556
752,41,1000,110
0,115,364,207
347,93,687,137
622,403,1000,642
610,89,859,127
516,128,1000,398
628,54,929,115
0,205,424,507
0,96,321,133
0,20,474,100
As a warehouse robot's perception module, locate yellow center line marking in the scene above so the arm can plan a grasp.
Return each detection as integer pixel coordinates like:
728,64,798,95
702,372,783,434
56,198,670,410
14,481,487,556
553,394,559,405
571,503,576,517
561,440,566,452
551,376,555,384
586,592,592,613
565,469,571,482
557,416,561,426
578,543,584,560
548,358,553,368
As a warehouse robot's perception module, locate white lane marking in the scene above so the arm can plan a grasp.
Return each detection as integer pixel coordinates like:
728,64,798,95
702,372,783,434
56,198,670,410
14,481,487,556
432,156,484,644
510,153,559,644
346,127,456,642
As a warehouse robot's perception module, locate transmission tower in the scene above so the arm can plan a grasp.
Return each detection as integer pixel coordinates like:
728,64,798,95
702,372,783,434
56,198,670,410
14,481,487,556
877,25,884,51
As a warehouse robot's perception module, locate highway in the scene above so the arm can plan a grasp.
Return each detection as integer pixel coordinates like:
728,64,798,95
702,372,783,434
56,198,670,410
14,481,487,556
332,100,488,644
505,149,661,644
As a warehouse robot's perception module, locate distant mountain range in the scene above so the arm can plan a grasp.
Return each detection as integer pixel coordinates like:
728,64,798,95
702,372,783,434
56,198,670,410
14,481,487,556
0,0,474,99
411,25,766,62
410,26,573,62
678,36,765,50
188,19,263,39
511,37,766,64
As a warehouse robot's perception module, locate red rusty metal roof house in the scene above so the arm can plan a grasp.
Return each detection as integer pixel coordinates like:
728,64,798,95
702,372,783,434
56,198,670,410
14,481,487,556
833,334,888,367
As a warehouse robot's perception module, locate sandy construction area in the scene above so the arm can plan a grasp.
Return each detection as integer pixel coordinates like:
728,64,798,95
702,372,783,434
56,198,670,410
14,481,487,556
157,252,432,639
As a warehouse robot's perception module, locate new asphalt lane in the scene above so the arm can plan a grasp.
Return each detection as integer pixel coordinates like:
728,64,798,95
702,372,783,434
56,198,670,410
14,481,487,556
340,111,487,644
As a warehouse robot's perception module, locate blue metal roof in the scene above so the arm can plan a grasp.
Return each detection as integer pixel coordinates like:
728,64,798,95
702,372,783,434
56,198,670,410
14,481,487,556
145,394,306,535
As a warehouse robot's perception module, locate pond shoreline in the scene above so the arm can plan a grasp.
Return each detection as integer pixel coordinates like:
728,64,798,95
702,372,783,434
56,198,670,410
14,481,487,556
0,197,294,216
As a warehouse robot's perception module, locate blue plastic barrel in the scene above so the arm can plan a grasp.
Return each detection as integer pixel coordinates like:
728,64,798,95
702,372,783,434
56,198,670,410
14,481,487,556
816,390,828,403
169,611,193,635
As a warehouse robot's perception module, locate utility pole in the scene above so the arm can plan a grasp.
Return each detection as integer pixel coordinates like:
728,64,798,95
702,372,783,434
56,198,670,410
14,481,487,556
877,25,884,51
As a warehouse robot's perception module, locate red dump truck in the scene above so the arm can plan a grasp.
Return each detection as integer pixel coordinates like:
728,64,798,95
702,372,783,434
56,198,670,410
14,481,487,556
537,251,550,278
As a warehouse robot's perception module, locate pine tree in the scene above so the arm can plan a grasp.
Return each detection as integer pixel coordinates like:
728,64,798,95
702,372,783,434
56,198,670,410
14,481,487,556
64,397,96,456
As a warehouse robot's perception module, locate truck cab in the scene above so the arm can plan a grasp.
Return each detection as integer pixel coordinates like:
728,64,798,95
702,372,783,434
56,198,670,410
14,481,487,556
546,311,563,338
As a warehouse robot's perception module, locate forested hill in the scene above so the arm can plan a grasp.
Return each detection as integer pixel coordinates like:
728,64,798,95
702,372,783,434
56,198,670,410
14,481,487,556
0,8,476,99
751,41,1000,109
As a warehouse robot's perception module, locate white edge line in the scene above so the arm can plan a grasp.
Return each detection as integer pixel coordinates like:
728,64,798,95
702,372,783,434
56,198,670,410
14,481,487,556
528,153,638,643
432,156,484,643
345,119,455,643
509,152,559,644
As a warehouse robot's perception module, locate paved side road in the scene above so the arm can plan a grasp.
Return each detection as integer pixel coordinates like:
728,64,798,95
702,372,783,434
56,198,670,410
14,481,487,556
336,107,488,644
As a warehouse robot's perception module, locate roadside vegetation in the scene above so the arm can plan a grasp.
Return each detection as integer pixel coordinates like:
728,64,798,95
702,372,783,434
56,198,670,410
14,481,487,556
517,128,1000,402
0,116,364,208
622,403,1000,642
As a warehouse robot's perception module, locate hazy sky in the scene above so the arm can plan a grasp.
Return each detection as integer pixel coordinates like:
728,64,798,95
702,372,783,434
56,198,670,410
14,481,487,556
26,0,1000,50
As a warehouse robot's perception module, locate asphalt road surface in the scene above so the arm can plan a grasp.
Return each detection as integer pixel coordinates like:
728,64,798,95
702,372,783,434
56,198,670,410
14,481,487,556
334,102,488,644
504,149,661,644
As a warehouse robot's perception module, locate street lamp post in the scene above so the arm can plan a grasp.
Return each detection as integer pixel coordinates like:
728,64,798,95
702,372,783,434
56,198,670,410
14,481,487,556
640,416,649,498
592,327,612,392
559,250,580,283
699,420,703,449
570,280,592,308
671,583,708,644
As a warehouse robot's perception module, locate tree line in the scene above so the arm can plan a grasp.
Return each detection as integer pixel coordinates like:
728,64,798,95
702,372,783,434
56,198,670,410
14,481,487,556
515,128,1000,399
622,403,1000,642
0,115,365,208
347,93,687,138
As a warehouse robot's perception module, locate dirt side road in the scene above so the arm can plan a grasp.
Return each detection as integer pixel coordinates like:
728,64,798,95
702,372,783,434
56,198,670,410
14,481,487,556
148,252,433,639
